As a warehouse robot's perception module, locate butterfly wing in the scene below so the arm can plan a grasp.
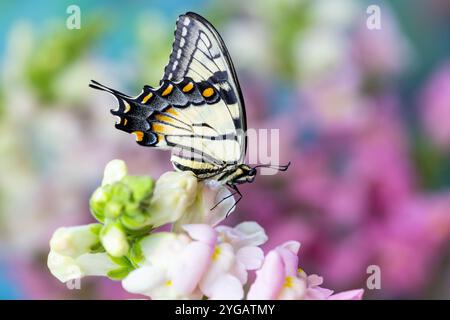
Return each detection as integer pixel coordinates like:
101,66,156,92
90,12,246,179
162,12,247,163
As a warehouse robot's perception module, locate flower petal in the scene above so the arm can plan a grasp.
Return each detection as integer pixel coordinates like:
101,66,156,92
204,186,236,226
172,241,214,295
236,246,264,270
277,276,307,300
122,265,165,296
47,251,82,282
208,274,244,300
183,224,217,245
102,159,127,186
200,243,235,296
305,287,334,300
307,274,324,287
150,171,198,227
233,221,268,247
49,224,101,257
230,261,248,284
328,289,364,300
279,240,301,255
276,246,299,277
247,250,284,299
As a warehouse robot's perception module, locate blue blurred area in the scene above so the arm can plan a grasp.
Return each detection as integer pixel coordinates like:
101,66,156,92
0,0,205,59
0,262,23,299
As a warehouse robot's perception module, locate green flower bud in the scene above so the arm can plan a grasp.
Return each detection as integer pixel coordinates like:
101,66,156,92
122,176,154,202
109,182,132,204
100,222,129,258
89,187,109,223
104,201,123,219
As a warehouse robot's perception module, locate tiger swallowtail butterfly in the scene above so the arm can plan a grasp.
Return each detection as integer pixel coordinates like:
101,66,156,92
90,12,290,212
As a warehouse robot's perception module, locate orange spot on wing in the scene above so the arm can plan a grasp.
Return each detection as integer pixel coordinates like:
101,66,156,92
202,87,214,98
161,84,173,96
142,93,153,104
132,131,144,142
182,82,194,93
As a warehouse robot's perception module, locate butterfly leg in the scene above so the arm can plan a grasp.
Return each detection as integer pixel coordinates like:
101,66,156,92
209,184,242,217
226,184,242,217
210,190,237,210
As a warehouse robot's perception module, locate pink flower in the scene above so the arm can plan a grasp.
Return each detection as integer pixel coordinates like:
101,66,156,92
199,222,267,300
123,222,267,300
247,241,364,300
122,225,215,299
420,62,450,151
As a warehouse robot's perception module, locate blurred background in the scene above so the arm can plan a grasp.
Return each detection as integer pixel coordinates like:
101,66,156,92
1,0,450,299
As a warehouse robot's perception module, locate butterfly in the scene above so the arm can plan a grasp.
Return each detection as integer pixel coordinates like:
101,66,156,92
90,12,289,211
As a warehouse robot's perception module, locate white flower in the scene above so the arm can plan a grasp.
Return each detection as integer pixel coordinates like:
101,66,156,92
151,171,235,228
148,171,199,228
122,222,267,300
122,227,215,299
199,222,267,299
173,181,236,229
47,224,117,283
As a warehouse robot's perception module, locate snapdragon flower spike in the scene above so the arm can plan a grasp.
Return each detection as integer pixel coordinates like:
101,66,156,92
47,159,364,300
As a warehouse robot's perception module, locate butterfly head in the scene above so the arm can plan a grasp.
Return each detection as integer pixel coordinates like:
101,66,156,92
230,164,257,185
230,162,291,185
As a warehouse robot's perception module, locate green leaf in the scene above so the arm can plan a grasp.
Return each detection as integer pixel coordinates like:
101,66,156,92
109,255,133,269
107,267,132,281
129,241,144,266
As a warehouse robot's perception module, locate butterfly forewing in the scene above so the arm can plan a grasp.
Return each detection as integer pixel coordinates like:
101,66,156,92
162,12,247,163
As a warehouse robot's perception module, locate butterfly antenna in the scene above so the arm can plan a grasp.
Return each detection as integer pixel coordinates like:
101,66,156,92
253,161,291,171
89,80,131,98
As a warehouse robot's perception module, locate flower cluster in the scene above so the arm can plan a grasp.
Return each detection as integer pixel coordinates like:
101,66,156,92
48,160,363,300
